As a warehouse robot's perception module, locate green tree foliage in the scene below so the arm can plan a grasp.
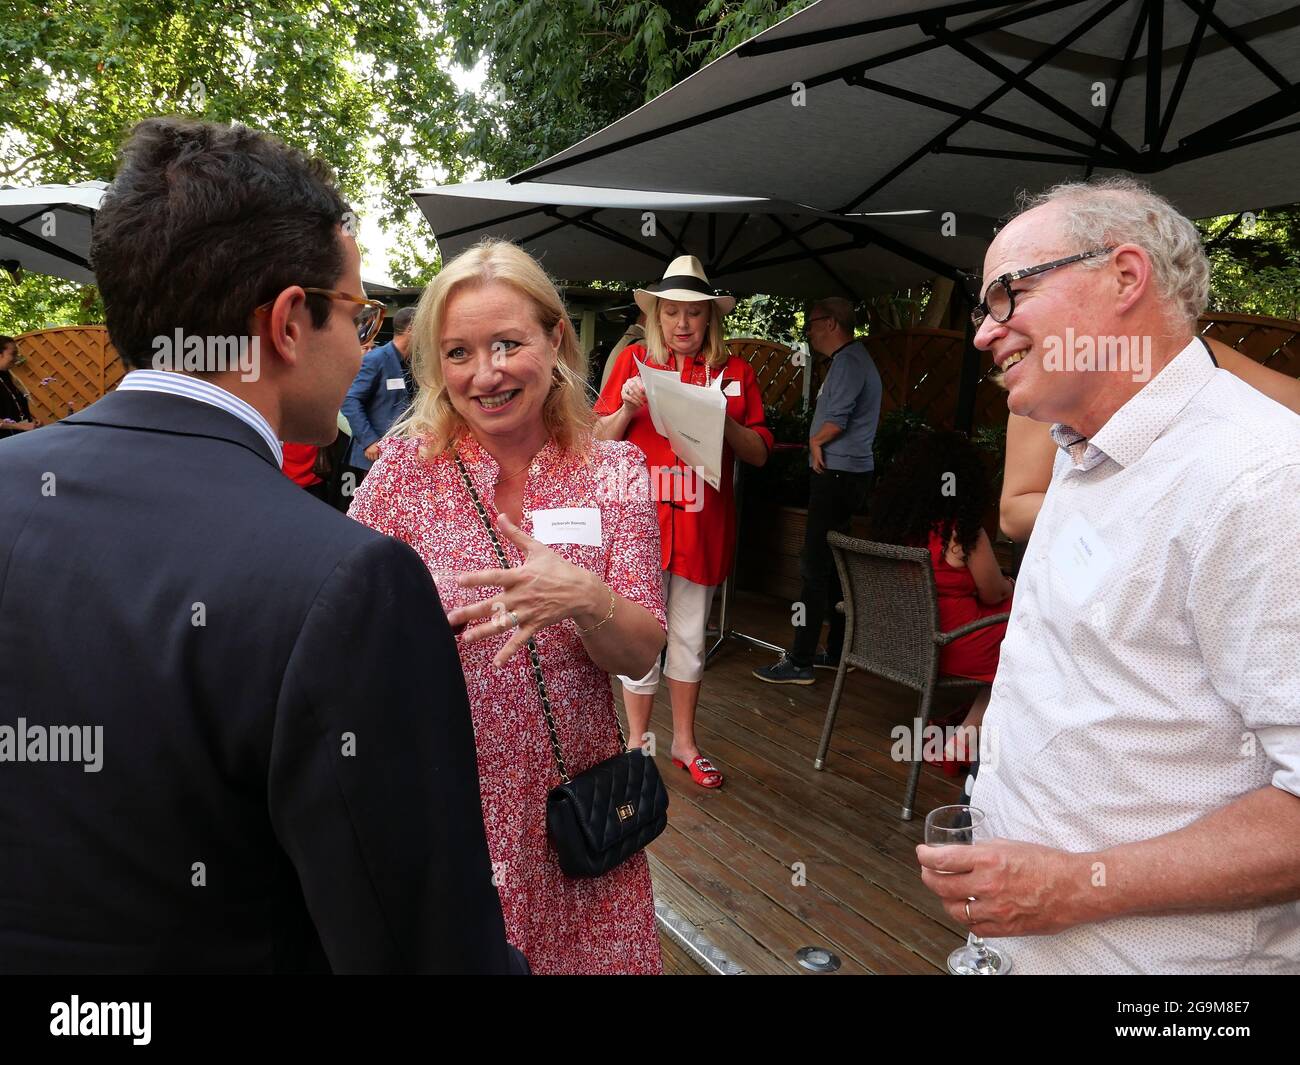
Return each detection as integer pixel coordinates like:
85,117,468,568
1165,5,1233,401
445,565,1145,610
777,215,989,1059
428,1,814,298
439,0,812,179
1,0,470,331
1200,209,1300,322
4,0,1299,334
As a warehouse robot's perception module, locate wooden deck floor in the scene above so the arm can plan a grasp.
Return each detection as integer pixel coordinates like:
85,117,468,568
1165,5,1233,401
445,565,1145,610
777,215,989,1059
630,591,971,975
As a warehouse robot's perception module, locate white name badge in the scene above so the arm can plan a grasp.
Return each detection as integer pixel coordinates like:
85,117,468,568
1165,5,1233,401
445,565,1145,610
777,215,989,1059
531,507,603,547
385,377,406,391
1048,512,1115,604
723,380,741,397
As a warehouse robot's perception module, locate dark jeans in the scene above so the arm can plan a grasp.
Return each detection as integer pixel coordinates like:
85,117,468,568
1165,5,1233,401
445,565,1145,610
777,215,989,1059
790,467,875,666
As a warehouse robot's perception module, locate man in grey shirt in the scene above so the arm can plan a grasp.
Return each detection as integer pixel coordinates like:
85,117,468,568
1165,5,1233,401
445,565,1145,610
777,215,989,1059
755,297,882,684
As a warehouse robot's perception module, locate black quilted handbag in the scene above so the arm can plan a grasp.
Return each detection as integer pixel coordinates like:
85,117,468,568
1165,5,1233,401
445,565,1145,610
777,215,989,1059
546,743,669,878
454,453,669,878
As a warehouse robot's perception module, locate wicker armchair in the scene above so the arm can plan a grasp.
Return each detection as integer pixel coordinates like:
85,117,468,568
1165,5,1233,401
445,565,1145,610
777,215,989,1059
814,532,1010,821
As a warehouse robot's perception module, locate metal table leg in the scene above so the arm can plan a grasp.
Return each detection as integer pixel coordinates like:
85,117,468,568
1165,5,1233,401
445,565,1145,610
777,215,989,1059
706,460,784,663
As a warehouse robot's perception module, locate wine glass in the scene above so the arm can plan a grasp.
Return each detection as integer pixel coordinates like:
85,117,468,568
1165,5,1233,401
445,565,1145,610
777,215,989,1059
924,804,1011,975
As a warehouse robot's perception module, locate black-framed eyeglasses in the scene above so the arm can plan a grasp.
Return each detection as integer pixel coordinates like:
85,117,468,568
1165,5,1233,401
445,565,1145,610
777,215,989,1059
255,287,387,344
805,315,832,333
970,247,1116,328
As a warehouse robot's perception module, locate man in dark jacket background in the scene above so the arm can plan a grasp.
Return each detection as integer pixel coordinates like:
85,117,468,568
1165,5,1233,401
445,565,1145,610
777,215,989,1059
0,117,517,974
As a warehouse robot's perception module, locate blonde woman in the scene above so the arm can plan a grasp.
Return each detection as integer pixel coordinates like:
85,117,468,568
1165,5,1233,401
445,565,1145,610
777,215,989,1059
348,239,667,975
595,255,772,789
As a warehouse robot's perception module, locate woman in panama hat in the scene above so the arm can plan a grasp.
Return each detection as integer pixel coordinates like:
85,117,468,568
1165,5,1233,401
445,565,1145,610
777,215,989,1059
595,255,772,788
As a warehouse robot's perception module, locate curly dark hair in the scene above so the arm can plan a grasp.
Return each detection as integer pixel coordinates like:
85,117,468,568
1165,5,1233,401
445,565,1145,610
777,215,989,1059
91,117,351,369
867,429,992,558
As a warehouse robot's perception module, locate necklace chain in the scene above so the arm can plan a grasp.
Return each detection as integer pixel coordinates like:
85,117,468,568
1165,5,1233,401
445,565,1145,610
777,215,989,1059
671,353,714,388
496,458,534,482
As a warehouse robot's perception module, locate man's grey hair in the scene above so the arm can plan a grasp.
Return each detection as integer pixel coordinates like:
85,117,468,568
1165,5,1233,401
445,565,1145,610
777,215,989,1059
1017,176,1210,329
812,296,856,335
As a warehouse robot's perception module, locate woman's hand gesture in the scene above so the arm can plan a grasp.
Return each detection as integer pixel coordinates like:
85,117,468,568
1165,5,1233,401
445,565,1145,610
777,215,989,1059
448,514,602,667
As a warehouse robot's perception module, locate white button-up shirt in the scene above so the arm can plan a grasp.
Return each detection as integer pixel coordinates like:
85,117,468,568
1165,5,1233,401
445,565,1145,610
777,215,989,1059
973,338,1300,974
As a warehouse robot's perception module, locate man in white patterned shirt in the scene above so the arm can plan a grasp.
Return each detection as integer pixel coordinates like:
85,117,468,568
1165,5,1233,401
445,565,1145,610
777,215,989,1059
917,177,1300,974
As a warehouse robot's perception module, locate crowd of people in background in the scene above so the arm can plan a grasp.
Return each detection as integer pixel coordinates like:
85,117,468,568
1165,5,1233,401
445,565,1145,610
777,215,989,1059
2,116,1297,976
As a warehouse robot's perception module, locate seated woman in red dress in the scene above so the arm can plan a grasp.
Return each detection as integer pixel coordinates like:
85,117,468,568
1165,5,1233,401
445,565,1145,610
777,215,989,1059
868,430,1014,762
348,239,668,974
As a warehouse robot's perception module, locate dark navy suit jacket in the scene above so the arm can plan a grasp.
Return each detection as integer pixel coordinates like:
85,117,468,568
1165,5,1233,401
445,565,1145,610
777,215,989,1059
0,389,516,973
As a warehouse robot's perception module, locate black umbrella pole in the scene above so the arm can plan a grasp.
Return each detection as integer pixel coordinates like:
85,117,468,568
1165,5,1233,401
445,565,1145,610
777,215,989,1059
955,303,981,435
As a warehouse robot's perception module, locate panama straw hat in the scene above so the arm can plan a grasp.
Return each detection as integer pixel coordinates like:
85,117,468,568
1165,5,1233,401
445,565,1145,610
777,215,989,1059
634,255,736,316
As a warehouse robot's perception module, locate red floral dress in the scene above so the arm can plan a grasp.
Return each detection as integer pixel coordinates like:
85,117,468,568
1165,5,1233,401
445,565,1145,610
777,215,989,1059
349,432,667,975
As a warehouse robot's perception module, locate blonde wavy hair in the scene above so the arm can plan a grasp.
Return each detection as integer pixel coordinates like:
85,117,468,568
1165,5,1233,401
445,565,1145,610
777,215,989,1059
392,239,593,456
642,296,729,370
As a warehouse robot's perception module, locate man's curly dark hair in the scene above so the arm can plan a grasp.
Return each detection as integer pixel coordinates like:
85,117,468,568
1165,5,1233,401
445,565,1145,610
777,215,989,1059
91,117,351,369
867,429,993,558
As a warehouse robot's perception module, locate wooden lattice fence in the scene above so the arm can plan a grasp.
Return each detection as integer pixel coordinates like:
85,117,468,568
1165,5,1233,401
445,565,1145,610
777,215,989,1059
1198,312,1300,377
725,337,803,414
11,325,123,423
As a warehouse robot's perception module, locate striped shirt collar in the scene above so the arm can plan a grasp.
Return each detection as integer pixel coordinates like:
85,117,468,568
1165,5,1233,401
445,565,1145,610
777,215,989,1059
115,370,282,466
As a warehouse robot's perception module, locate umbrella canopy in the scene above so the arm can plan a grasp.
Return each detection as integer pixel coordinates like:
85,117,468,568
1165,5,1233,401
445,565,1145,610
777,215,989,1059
0,181,107,285
515,0,1300,220
412,178,994,297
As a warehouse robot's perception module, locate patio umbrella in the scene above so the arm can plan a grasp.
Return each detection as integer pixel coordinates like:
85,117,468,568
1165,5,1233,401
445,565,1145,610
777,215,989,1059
512,0,1300,430
0,182,107,285
515,0,1300,220
412,179,994,298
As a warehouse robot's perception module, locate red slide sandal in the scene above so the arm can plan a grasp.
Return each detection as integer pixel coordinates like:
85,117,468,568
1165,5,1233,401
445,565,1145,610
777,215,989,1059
672,755,723,789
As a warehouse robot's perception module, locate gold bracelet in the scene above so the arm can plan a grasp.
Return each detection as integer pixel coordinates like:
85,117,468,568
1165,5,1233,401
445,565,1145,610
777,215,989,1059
576,589,616,636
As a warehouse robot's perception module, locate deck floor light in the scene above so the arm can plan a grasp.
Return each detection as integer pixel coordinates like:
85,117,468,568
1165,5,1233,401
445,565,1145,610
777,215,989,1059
795,945,841,972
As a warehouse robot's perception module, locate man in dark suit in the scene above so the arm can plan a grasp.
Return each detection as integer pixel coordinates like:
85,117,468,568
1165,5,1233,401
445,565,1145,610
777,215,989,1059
0,118,518,973
341,305,416,489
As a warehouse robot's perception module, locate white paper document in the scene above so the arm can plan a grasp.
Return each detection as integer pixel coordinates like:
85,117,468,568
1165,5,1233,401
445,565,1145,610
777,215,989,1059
636,361,727,490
